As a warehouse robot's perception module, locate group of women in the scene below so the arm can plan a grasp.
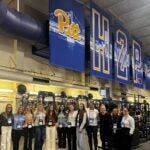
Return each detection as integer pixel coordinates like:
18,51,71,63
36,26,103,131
0,102,135,150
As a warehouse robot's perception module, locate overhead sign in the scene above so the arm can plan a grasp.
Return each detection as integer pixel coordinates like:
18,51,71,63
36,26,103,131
144,55,150,90
114,23,130,84
132,39,143,88
90,1,112,80
49,0,85,72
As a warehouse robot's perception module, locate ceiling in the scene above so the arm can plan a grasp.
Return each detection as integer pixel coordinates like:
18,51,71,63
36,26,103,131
24,0,150,55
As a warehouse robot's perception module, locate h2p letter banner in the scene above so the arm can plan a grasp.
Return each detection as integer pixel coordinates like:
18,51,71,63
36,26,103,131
90,1,112,80
114,23,130,84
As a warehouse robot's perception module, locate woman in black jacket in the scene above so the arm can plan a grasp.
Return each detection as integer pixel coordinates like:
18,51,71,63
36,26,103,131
99,104,112,150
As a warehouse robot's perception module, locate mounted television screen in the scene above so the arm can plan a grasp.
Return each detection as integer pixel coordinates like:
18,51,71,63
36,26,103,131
100,87,110,97
100,88,106,96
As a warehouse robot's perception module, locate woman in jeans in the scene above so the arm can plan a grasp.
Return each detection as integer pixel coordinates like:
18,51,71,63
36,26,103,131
57,104,67,150
0,104,13,150
23,105,34,150
45,104,57,150
34,103,46,150
12,106,25,150
76,103,87,150
67,104,77,150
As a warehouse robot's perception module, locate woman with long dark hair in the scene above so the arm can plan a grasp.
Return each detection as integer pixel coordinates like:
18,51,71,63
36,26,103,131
12,106,25,150
45,104,57,150
57,104,67,150
76,103,87,150
0,104,13,150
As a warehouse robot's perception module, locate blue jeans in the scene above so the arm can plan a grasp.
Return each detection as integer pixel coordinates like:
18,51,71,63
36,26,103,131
34,126,45,150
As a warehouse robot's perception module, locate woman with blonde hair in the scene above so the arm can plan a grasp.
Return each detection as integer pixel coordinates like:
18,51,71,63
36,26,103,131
34,103,46,150
12,105,25,150
23,105,34,150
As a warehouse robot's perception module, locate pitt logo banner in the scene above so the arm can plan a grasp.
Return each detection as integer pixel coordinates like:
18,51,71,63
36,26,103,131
114,23,130,84
49,0,85,72
144,55,150,90
132,39,143,88
90,1,112,80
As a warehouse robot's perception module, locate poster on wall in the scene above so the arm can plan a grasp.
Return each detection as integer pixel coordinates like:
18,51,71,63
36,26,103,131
49,0,85,72
114,23,130,84
144,55,150,90
132,39,143,88
90,1,112,80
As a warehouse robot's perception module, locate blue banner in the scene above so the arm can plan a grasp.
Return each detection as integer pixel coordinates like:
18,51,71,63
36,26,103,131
90,1,112,80
144,55,150,90
49,0,85,72
132,39,143,88
114,23,130,84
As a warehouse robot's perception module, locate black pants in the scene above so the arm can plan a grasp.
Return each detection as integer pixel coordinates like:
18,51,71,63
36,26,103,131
34,126,45,150
120,128,132,150
58,127,66,148
112,130,122,150
67,127,77,150
87,126,98,150
12,129,23,150
23,127,33,150
100,132,112,150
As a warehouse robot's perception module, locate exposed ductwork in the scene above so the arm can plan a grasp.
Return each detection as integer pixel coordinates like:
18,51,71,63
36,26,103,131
0,0,48,46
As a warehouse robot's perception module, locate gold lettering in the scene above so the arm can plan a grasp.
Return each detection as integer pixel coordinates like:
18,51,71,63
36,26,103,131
54,9,81,41
54,9,69,33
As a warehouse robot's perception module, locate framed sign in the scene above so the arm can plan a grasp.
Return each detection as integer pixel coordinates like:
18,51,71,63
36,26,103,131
49,0,85,72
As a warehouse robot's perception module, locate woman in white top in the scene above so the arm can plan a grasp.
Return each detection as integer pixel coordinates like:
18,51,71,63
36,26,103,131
86,102,99,150
67,104,78,150
120,107,135,150
34,103,46,150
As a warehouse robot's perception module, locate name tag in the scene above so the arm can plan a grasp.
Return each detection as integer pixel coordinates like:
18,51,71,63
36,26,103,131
17,124,22,129
48,120,52,126
68,122,71,128
121,122,125,128
113,123,117,129
8,118,12,124
39,119,43,125
59,123,63,128
89,118,94,123
28,123,32,128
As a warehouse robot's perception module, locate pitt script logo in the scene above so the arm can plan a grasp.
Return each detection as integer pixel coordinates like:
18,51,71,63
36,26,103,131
54,9,81,41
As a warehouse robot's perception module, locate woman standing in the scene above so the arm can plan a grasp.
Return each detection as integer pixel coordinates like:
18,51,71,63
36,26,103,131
57,104,67,150
120,107,135,150
99,104,112,150
23,105,34,150
0,104,13,150
12,106,25,150
34,103,46,150
45,104,57,150
67,104,77,150
86,102,99,150
111,108,122,150
76,103,87,150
